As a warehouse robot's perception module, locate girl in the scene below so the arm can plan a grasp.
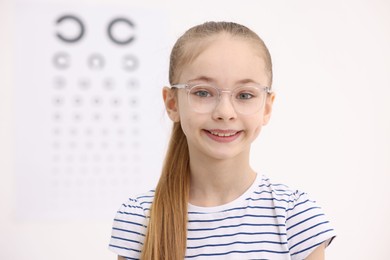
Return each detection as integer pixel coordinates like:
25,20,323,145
109,21,336,260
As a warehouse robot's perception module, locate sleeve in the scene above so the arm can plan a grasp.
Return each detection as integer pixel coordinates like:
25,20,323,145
108,198,148,260
285,190,336,260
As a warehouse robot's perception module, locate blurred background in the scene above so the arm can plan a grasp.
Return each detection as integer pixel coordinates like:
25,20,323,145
0,0,389,259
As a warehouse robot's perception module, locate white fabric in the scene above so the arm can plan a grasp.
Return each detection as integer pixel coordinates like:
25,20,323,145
109,174,336,259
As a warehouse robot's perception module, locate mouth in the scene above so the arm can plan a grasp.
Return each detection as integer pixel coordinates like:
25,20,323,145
204,129,242,142
208,130,240,137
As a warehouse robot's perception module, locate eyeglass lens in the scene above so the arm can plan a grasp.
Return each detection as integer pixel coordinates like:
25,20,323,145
187,85,266,115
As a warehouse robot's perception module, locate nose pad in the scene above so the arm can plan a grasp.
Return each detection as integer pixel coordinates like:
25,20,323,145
212,93,237,120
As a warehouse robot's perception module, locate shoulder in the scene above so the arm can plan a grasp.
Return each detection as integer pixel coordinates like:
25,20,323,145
116,190,155,219
108,190,155,258
112,190,155,230
250,175,304,206
256,175,296,195
257,175,336,260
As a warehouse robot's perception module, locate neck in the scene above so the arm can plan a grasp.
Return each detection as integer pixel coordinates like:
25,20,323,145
188,151,256,207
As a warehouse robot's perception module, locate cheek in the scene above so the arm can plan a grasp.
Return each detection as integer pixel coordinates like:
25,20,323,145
178,107,195,138
246,115,264,139
177,92,190,115
250,120,262,134
253,125,262,139
179,117,191,138
178,111,208,139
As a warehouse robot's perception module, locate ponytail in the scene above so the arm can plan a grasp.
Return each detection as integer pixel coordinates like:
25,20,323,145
141,122,190,259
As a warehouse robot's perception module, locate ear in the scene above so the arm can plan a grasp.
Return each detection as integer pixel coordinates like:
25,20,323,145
262,92,275,126
162,87,180,122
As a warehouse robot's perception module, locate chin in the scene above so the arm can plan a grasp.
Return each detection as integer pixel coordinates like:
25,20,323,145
207,148,247,161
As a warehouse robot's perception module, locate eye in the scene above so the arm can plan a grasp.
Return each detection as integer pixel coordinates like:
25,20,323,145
194,90,211,97
235,86,261,100
190,85,215,98
237,92,254,100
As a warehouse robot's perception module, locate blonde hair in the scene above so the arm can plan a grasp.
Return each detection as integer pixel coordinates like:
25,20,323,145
141,21,273,260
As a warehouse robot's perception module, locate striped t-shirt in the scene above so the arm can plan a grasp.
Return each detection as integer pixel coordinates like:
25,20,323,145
109,174,336,259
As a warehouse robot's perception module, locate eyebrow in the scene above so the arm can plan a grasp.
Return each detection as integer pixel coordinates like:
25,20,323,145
187,76,259,85
236,78,259,85
187,76,214,84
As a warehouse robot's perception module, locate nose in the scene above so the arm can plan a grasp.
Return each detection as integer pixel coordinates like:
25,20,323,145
211,93,237,121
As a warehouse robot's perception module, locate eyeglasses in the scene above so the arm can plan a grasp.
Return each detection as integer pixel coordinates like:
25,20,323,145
171,83,272,115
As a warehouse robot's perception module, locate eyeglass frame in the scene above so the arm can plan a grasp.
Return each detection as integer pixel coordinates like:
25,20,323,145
171,83,273,115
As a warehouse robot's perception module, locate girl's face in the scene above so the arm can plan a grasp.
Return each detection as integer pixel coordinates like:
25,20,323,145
164,34,274,162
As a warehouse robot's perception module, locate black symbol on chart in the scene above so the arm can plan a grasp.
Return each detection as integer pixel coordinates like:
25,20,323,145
88,53,105,70
53,52,70,69
55,14,85,43
107,17,136,45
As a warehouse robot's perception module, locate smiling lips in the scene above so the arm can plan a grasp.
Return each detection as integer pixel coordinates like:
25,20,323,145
204,129,242,143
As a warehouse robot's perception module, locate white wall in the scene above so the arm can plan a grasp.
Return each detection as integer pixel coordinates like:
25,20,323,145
1,0,389,259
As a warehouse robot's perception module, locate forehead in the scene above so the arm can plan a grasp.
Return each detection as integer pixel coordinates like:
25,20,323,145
178,35,269,86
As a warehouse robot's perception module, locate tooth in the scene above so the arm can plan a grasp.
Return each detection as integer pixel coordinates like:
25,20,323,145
210,131,236,137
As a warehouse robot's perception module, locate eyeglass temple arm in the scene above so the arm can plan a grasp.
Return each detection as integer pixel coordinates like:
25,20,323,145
265,86,274,94
171,84,187,89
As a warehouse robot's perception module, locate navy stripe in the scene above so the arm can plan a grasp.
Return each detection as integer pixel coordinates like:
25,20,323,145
290,241,323,256
188,214,284,223
290,229,334,252
285,198,310,212
286,206,320,221
188,205,286,215
136,195,154,200
188,231,286,241
185,249,290,258
188,222,285,232
187,240,288,250
252,190,293,197
109,244,141,253
117,211,146,218
122,204,143,210
258,183,289,189
289,221,329,241
274,188,291,192
111,236,143,245
287,214,324,231
114,218,146,227
246,197,296,203
112,227,145,237
126,198,138,203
